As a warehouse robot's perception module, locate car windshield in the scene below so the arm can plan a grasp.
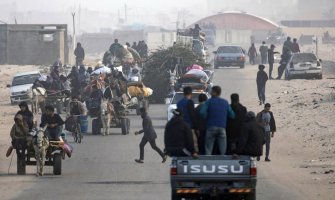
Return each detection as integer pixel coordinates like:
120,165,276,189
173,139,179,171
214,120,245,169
217,46,242,53
12,74,40,86
292,53,317,64
171,93,204,104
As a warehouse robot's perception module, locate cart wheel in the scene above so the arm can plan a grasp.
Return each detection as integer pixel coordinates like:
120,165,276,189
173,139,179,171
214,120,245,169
53,153,62,175
121,118,128,135
16,151,26,175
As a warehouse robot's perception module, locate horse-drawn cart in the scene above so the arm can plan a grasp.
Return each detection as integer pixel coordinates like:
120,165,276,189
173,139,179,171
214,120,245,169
13,128,71,176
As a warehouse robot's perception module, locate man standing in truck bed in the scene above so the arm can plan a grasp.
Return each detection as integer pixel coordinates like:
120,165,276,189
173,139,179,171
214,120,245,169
200,86,235,155
164,109,196,157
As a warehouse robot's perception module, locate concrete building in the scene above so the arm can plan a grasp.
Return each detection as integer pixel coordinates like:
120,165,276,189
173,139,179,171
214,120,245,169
191,11,279,47
0,24,68,65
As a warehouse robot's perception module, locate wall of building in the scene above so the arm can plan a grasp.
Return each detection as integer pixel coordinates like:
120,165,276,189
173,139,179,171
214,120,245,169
146,32,176,50
79,33,114,54
282,27,335,40
215,29,252,46
0,24,68,65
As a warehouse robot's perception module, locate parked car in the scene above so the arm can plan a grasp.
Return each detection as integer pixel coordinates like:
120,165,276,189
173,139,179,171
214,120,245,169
166,92,209,121
213,46,246,69
285,53,322,80
8,71,41,105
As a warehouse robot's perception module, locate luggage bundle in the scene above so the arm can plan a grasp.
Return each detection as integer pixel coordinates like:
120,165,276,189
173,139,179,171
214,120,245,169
127,82,153,98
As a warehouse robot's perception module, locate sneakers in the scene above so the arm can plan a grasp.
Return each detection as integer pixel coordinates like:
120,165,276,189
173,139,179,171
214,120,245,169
265,158,271,162
162,155,168,163
135,159,144,163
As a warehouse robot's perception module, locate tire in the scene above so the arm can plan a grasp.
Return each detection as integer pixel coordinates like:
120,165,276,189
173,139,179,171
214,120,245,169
245,192,256,200
126,118,130,134
121,118,128,135
17,152,26,175
77,124,82,143
318,74,323,79
171,192,182,200
53,153,62,175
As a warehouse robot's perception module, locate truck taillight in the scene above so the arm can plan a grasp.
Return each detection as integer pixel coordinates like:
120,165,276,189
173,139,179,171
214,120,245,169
170,167,177,175
250,158,257,176
250,167,257,176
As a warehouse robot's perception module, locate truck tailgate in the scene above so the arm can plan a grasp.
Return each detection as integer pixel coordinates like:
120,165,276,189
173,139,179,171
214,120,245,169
176,155,251,176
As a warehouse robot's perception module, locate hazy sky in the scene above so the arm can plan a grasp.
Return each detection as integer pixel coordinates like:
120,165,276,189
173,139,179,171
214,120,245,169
1,0,333,32
7,0,206,12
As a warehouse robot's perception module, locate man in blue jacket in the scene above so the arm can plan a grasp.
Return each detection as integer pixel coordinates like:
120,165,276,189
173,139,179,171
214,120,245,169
201,86,235,155
177,87,199,152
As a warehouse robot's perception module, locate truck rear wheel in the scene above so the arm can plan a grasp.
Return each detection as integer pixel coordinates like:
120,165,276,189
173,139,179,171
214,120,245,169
245,192,256,200
171,192,181,200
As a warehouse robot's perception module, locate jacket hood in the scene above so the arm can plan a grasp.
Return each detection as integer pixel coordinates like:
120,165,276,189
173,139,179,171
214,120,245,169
14,114,23,121
245,111,256,122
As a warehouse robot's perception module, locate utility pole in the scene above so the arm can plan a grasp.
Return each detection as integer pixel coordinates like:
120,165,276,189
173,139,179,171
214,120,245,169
125,4,127,23
72,12,76,65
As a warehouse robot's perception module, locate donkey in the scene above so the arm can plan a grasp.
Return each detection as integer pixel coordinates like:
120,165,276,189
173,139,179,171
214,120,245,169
33,126,49,176
100,99,114,136
30,87,47,114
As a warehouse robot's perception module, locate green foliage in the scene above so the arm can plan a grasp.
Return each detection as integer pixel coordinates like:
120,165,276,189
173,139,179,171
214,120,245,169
142,44,210,103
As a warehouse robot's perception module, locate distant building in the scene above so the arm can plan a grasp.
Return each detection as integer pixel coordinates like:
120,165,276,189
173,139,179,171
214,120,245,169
0,24,68,65
191,11,279,46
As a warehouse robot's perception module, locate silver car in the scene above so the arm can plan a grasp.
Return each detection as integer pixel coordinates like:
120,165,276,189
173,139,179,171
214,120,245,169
213,46,246,69
285,53,322,80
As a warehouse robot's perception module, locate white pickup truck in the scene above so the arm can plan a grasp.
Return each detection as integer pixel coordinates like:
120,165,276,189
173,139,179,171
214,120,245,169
170,155,257,200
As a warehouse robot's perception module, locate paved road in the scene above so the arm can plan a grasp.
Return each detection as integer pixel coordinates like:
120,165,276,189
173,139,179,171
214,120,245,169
4,64,305,200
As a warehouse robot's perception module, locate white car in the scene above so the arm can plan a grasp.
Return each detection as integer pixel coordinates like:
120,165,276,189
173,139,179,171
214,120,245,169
285,53,322,80
8,71,41,104
167,92,209,121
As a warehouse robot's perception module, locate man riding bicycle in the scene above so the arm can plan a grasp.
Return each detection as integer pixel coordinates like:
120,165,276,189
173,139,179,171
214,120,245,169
66,96,87,142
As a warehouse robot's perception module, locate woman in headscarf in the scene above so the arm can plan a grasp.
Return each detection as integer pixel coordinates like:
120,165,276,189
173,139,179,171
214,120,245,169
16,102,34,131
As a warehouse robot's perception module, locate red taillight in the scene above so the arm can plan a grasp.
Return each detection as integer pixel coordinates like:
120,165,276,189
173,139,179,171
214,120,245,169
250,167,257,176
170,167,177,175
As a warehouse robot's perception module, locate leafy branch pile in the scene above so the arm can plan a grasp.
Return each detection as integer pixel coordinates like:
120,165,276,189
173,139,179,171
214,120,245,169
142,44,210,103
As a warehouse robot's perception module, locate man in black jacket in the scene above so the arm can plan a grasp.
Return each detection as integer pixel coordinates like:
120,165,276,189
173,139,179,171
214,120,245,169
164,109,197,157
235,111,264,157
256,103,276,161
135,108,166,164
194,93,208,155
40,106,65,140
74,42,85,66
226,94,247,155
256,65,268,105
